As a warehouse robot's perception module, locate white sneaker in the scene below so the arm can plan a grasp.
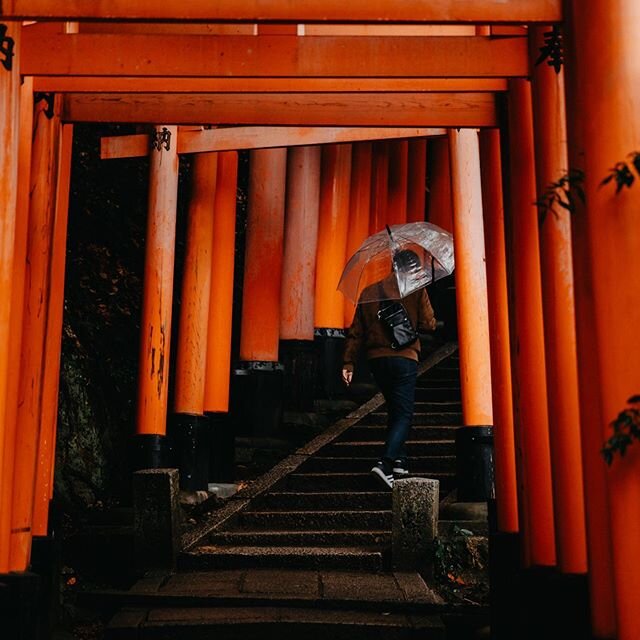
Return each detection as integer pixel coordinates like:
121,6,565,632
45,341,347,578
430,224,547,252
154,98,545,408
371,460,394,490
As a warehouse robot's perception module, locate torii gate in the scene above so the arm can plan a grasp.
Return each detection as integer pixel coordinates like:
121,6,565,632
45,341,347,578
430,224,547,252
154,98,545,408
1,1,639,638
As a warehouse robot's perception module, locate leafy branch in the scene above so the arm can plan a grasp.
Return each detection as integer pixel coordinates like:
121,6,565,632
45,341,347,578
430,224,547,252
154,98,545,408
534,168,585,222
602,397,640,465
600,151,640,193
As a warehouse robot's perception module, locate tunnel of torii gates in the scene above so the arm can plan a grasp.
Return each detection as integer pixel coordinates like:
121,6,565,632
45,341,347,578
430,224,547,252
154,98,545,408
0,0,638,637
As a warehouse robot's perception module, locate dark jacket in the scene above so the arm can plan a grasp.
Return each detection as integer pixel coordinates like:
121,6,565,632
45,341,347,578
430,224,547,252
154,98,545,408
342,288,436,369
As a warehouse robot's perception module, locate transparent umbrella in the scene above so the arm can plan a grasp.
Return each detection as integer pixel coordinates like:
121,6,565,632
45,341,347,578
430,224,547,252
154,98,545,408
337,221,454,304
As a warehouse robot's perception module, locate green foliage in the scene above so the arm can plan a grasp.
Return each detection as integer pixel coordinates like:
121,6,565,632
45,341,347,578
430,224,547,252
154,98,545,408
433,525,474,583
534,168,585,222
602,396,640,465
600,151,640,193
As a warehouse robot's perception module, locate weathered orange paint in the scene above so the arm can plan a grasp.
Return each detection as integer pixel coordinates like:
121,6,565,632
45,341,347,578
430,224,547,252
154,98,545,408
10,95,62,571
315,144,352,329
407,139,427,223
136,125,179,436
479,129,519,534
2,0,563,23
507,79,556,568
369,142,389,235
344,142,373,327
174,153,218,415
239,149,287,361
562,2,616,634
387,140,409,226
426,138,453,232
448,129,493,426
567,1,640,637
529,27,587,575
0,24,23,573
62,92,498,128
21,33,529,78
281,146,322,341
31,124,74,537
204,152,239,413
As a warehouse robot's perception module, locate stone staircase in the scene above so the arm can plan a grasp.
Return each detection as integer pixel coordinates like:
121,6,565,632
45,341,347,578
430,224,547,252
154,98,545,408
102,343,489,639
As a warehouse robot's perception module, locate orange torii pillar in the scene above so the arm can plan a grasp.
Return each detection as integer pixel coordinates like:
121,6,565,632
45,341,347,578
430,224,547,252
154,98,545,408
1,75,32,578
529,26,589,622
506,79,556,569
237,148,287,435
344,142,373,329
407,139,427,223
425,137,456,340
32,124,74,540
369,141,389,234
0,21,22,577
387,139,409,226
205,151,238,483
11,95,62,573
135,125,179,468
280,146,321,412
315,144,352,397
172,153,217,490
567,2,640,638
563,3,617,636
448,129,494,502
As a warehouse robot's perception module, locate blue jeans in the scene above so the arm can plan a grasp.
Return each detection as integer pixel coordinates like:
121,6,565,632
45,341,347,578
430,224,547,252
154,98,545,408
368,356,418,463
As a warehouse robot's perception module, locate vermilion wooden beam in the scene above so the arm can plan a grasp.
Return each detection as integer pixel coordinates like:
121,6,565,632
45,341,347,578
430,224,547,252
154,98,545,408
64,92,497,126
21,34,528,78
33,76,509,94
0,0,563,23
100,127,447,159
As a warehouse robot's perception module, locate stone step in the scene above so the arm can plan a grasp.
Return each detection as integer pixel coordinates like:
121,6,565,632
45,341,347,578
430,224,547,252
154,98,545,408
298,456,456,474
414,388,461,401
209,530,391,547
239,509,392,530
285,472,456,492
360,412,462,426
326,441,455,457
107,606,445,640
339,425,459,442
255,491,391,511
382,401,461,412
415,379,461,389
180,546,385,571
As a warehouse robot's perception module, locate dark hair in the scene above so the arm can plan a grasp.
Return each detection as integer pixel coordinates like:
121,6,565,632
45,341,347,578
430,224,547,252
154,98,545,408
392,249,421,271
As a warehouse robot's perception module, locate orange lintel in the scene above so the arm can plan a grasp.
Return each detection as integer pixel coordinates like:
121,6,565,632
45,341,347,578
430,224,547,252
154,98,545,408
64,92,497,127
100,127,447,160
0,0,562,23
32,76,509,94
21,34,528,78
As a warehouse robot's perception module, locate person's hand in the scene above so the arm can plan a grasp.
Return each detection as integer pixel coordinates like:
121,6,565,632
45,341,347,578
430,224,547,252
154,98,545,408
342,368,353,386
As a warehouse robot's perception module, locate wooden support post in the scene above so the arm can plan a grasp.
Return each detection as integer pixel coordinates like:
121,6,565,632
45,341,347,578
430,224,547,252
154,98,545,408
387,139,409,226
529,26,587,576
562,2,616,635
135,125,179,466
369,142,389,234
11,94,62,571
448,129,493,426
344,142,373,327
315,144,353,331
32,124,74,537
407,139,427,223
566,1,640,637
479,129,518,533
239,148,287,362
174,153,217,416
507,79,556,568
204,151,239,414
426,138,453,232
0,21,22,572
281,146,322,342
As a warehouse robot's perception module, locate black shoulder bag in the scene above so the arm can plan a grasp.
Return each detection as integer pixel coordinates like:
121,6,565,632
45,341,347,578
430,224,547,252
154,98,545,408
377,301,418,350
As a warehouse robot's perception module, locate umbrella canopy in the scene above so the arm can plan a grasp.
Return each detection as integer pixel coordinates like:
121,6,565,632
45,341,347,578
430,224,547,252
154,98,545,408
337,221,454,304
